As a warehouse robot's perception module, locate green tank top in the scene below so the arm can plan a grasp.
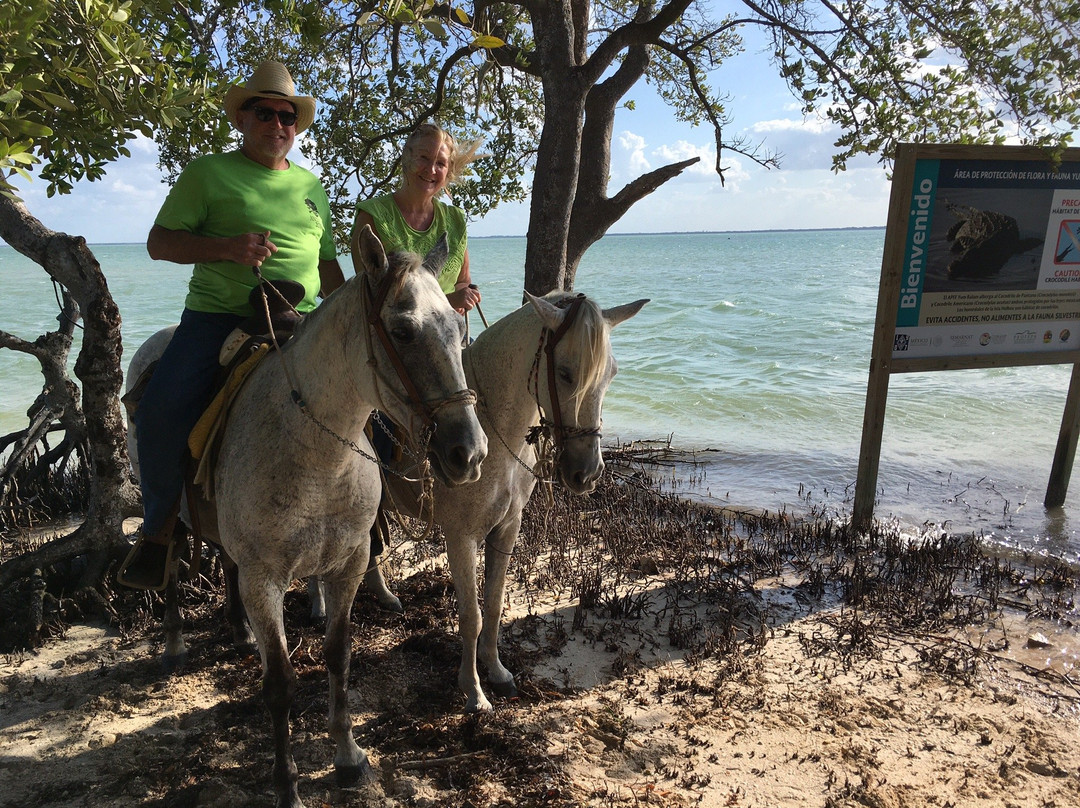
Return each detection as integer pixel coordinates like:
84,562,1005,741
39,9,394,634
355,194,468,294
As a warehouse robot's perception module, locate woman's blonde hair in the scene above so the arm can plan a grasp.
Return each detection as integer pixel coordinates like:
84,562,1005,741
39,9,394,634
401,123,483,191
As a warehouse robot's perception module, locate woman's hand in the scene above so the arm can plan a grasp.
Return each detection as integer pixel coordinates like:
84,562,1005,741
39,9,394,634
448,283,481,314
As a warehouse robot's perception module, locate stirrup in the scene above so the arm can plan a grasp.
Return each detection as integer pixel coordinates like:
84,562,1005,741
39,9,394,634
117,529,177,591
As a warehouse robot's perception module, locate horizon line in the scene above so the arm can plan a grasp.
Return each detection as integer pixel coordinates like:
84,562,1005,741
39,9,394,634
0,224,887,249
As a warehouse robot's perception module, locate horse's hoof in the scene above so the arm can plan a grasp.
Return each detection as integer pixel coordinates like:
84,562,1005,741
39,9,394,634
489,679,518,699
162,651,187,675
464,695,494,714
234,639,258,658
377,595,404,614
334,758,375,787
233,627,257,650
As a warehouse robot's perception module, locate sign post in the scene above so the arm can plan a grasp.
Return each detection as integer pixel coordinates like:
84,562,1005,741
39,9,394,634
854,144,1080,531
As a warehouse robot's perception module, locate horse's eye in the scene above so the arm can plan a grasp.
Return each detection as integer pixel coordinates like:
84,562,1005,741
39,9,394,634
558,366,573,385
390,325,415,343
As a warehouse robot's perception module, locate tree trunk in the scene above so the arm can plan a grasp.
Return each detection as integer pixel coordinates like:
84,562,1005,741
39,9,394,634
523,0,588,296
523,0,703,294
0,194,140,593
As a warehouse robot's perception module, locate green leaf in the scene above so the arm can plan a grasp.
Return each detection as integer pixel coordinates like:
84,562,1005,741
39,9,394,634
7,118,52,137
472,35,505,50
95,30,121,59
423,20,447,40
19,74,46,91
37,91,78,112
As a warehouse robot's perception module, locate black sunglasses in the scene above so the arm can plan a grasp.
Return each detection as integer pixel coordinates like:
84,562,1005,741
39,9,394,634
250,105,298,127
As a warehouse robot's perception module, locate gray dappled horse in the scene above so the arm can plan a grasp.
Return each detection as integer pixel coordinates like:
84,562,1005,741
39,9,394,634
126,226,487,808
319,291,647,713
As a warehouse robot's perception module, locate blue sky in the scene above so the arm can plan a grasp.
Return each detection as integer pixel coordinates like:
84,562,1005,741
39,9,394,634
10,25,893,244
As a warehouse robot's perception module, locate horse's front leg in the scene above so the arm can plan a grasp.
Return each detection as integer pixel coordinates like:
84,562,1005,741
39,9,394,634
242,581,302,808
322,573,374,785
306,571,399,623
446,533,490,712
307,529,401,622
362,519,402,612
479,518,520,700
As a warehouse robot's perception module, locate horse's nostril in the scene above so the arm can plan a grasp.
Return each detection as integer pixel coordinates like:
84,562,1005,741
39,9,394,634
450,444,480,474
447,445,465,472
574,461,604,491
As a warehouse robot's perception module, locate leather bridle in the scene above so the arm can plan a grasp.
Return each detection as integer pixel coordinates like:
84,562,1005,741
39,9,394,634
528,293,603,452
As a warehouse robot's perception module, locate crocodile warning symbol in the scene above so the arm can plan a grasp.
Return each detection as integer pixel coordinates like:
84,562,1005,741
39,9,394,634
1055,219,1080,264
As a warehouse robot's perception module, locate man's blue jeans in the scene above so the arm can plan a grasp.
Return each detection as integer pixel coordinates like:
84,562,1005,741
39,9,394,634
133,309,242,536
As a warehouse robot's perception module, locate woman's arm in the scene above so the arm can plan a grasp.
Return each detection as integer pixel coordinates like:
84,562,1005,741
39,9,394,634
318,259,345,297
447,249,480,312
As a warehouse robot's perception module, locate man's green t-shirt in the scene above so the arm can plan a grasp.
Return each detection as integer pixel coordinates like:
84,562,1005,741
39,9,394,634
155,150,336,315
355,195,468,294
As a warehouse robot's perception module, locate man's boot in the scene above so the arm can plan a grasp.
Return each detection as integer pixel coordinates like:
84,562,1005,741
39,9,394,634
117,505,181,591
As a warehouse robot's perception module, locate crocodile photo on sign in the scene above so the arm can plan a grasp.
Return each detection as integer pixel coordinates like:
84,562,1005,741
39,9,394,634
944,200,1043,279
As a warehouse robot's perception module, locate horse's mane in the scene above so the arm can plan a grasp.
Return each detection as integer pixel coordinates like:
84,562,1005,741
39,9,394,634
543,291,610,419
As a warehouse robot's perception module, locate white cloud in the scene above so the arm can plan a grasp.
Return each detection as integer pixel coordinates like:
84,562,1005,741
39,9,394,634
127,134,159,156
751,114,833,135
618,131,651,174
653,140,715,177
604,158,890,235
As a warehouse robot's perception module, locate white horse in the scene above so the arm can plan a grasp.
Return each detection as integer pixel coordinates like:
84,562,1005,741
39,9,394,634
348,290,647,712
126,226,487,808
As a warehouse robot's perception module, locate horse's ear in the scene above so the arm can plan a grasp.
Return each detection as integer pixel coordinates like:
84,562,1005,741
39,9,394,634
354,224,389,280
524,290,566,331
422,232,450,278
603,299,649,328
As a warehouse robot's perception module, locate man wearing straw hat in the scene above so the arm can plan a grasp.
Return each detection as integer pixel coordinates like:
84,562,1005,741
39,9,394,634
118,61,345,590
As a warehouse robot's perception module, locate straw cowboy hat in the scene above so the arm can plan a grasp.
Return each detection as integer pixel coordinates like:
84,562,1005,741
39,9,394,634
223,61,316,133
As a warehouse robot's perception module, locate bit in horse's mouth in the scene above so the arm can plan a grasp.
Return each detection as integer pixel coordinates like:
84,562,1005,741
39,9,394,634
427,445,483,488
427,448,467,488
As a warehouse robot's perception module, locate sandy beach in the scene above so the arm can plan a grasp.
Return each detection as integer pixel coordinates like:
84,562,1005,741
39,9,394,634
1,470,1078,808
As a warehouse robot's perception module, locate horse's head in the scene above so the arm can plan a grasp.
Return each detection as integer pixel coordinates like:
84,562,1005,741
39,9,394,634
526,291,648,494
354,225,487,486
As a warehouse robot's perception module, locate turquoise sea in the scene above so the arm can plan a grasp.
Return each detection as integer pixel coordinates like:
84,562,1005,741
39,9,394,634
3,230,1079,565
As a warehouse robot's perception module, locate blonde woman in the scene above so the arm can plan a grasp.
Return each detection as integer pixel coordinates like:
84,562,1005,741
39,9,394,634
352,123,482,313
